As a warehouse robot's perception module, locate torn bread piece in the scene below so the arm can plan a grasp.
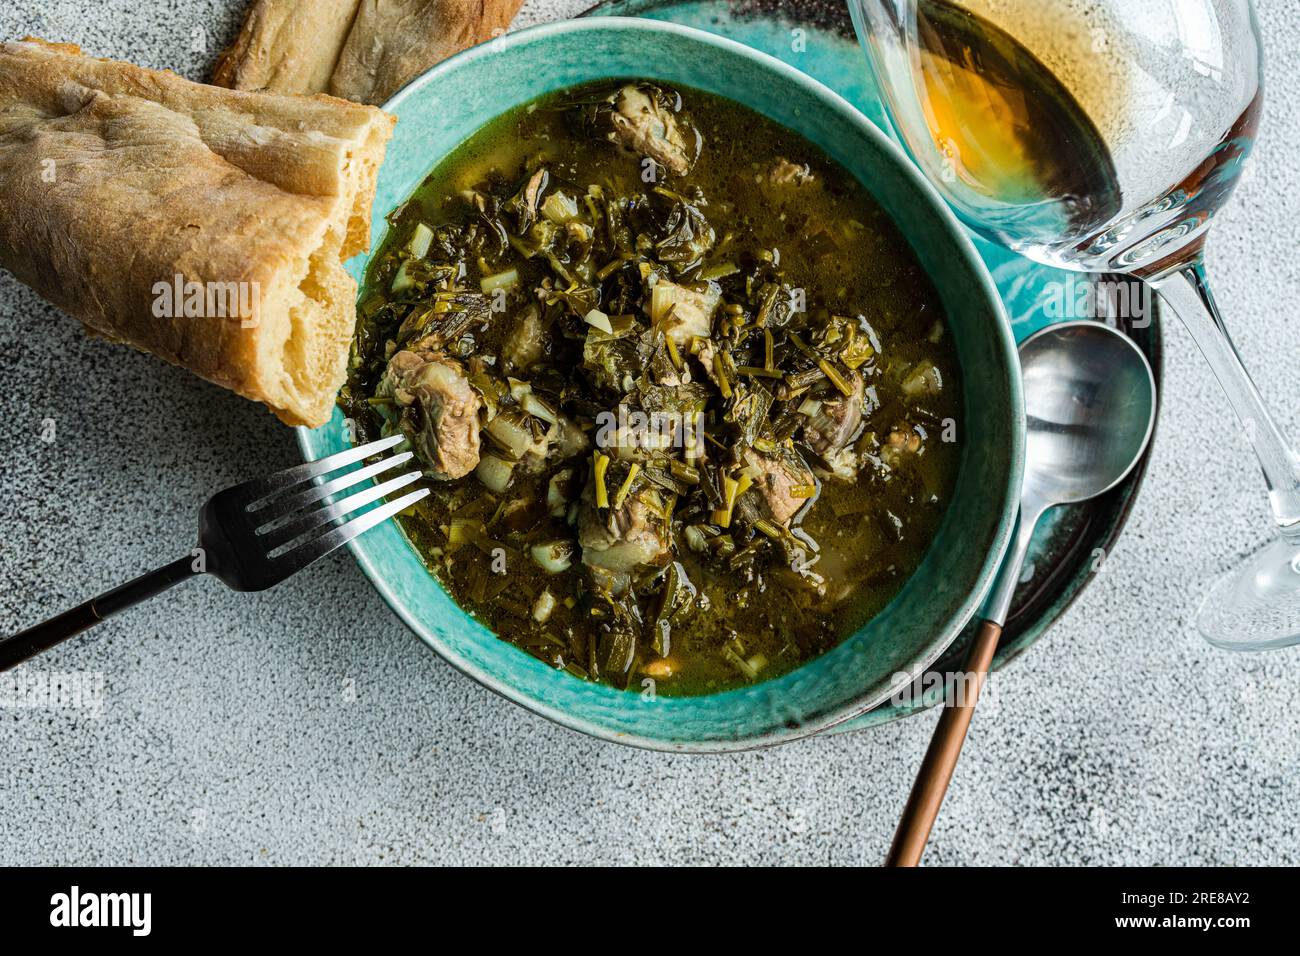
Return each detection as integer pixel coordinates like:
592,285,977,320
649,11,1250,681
0,39,395,426
212,0,524,106
211,0,366,97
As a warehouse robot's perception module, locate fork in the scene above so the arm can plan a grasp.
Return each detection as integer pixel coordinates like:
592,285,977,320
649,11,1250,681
0,435,428,671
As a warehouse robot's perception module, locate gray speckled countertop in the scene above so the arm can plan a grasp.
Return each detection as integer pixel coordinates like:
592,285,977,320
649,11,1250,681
1,0,1297,867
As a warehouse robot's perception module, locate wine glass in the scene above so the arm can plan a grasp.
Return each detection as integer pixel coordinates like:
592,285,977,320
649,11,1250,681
848,0,1300,650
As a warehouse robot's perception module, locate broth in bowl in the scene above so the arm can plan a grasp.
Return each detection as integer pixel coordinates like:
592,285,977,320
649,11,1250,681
341,80,962,695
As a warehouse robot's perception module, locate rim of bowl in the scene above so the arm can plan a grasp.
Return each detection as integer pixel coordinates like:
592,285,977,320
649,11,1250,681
297,16,1024,752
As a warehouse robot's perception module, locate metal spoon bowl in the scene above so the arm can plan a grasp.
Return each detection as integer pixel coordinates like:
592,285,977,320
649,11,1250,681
984,321,1159,622
1021,322,1159,507
888,320,1157,865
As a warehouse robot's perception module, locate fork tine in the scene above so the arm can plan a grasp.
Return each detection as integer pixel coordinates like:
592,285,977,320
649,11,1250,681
251,451,416,521
274,487,430,572
261,470,423,554
239,434,406,503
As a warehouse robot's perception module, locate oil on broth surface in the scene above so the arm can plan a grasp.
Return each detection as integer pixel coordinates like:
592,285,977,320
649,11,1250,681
342,81,963,695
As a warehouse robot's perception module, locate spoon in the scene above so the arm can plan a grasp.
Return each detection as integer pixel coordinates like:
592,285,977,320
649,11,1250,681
886,320,1157,866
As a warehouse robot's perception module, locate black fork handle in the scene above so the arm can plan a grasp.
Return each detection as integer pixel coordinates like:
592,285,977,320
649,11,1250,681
1,557,199,671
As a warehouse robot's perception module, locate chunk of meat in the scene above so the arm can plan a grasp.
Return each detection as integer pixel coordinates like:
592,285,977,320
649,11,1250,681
802,371,864,457
767,157,815,188
651,278,720,346
380,350,482,479
607,84,695,176
743,447,815,525
578,471,672,573
761,158,821,207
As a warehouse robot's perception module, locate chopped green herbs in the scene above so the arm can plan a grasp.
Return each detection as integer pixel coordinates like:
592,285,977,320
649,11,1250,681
341,80,963,695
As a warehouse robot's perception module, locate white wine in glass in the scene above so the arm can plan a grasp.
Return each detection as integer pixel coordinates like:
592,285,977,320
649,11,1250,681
849,0,1300,649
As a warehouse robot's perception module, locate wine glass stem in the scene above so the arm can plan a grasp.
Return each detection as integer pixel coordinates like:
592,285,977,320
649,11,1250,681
1152,258,1300,536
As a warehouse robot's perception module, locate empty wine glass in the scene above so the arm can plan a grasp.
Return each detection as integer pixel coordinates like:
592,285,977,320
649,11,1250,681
848,0,1300,650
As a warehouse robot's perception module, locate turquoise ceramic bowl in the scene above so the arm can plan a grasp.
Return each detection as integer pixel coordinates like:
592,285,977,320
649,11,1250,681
298,18,1024,751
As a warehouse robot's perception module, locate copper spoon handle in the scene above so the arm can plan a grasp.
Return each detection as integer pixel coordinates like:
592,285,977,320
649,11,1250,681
884,618,1003,867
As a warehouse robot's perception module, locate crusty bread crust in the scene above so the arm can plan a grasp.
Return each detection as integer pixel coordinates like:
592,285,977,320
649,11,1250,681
0,38,395,426
212,0,364,98
212,0,524,106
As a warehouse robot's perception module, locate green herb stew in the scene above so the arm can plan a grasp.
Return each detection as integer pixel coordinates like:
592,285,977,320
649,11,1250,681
341,81,963,695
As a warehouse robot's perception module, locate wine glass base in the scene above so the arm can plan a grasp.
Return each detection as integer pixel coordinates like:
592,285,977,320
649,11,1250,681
1197,535,1300,652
